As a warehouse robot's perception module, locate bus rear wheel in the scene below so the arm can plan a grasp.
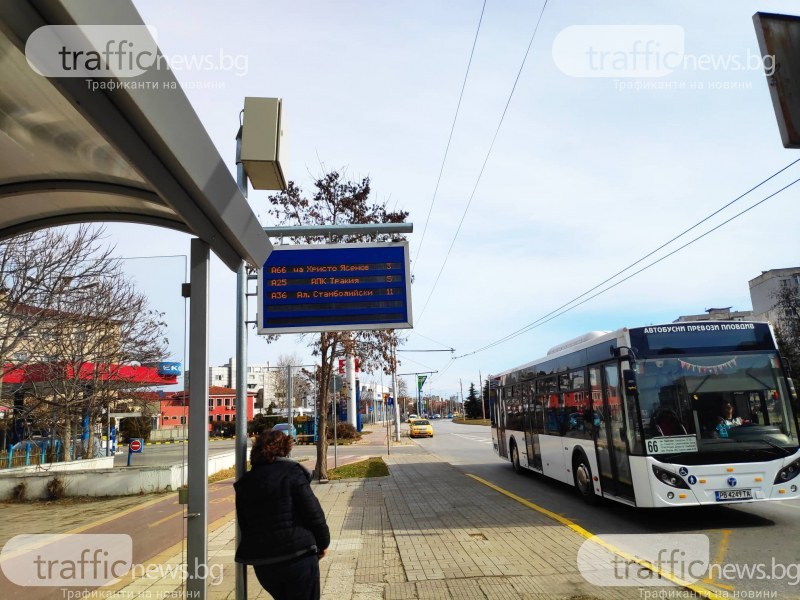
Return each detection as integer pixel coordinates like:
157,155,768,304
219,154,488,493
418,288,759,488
511,444,522,474
573,454,599,505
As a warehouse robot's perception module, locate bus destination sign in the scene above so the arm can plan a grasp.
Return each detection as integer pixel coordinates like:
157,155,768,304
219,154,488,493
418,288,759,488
257,242,413,334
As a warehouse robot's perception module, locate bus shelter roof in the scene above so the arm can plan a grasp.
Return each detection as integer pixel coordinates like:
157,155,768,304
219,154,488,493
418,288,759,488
0,0,272,271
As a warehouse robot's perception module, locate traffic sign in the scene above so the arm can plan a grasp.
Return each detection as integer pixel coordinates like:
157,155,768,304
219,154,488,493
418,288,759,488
129,438,143,453
257,242,412,334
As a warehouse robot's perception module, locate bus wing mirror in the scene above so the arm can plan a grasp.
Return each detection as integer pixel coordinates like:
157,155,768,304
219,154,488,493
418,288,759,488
623,369,638,394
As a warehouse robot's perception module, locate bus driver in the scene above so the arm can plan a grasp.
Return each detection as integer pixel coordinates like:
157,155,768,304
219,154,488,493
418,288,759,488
716,401,748,438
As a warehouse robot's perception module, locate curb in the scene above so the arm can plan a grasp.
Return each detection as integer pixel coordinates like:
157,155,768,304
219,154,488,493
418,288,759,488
119,438,228,447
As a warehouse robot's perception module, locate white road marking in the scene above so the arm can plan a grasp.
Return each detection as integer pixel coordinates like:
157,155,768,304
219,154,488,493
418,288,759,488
451,433,493,444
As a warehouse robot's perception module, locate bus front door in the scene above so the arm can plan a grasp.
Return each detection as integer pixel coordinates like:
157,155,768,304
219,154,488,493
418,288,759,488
523,383,542,470
492,387,508,458
592,364,634,501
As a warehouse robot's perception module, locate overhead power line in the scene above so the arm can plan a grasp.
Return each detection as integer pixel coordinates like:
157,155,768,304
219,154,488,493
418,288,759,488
416,0,550,324
455,171,800,359
409,330,455,349
413,0,487,275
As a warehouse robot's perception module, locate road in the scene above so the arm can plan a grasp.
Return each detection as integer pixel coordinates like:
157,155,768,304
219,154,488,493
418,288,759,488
419,419,800,597
113,439,243,467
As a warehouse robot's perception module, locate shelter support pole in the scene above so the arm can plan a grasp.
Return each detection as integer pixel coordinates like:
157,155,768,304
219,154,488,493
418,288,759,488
235,127,249,600
187,238,210,599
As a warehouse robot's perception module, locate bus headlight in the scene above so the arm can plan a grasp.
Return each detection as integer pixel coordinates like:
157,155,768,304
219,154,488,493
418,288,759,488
774,458,800,484
652,465,690,489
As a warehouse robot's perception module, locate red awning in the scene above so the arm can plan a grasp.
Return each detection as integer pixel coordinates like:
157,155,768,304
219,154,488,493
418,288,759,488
2,361,177,386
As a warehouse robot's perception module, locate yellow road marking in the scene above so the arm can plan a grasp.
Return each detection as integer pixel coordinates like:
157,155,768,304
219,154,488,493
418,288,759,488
467,473,727,600
702,529,735,590
148,509,185,528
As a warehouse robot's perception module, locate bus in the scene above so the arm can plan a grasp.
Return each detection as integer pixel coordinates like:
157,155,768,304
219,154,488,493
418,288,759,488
489,321,800,507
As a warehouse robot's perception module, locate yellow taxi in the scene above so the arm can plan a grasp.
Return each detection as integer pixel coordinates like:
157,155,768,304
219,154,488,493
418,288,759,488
409,418,433,438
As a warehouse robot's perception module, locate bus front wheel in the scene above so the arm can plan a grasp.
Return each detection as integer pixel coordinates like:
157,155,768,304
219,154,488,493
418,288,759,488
511,444,522,474
573,454,599,504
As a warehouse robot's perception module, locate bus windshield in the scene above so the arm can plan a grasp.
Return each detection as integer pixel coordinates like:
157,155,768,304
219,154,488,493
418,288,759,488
637,352,799,457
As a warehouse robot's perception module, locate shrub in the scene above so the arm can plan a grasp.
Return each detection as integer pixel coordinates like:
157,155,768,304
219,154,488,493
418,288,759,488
326,422,360,441
10,481,27,502
210,421,236,438
118,416,152,443
46,477,66,500
247,414,282,436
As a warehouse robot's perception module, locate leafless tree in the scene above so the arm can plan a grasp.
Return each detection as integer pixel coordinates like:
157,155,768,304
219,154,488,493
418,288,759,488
0,226,168,460
0,226,114,393
28,272,168,459
772,283,800,379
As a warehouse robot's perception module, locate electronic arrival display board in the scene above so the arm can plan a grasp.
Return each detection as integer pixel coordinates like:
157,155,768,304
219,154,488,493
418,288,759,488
257,242,413,334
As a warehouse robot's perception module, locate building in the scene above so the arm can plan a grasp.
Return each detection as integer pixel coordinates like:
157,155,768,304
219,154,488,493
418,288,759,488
359,383,390,422
165,387,254,432
190,358,281,409
673,307,753,323
749,267,800,323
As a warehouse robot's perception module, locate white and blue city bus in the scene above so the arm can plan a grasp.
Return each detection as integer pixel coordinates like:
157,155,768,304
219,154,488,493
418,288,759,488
490,321,800,507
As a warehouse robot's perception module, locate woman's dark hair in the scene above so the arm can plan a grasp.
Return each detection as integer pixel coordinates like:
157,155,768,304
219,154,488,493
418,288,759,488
250,430,293,465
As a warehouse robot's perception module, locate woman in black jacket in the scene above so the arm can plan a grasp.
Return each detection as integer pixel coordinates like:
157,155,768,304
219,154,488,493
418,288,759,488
235,429,330,599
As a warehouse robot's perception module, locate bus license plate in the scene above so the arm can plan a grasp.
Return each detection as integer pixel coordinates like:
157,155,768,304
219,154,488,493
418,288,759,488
715,489,752,501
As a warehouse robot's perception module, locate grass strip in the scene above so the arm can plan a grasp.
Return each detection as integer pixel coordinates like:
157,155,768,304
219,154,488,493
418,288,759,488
452,417,491,426
328,457,388,480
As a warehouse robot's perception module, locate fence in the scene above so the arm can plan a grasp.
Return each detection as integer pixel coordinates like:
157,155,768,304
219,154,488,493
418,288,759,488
0,439,98,470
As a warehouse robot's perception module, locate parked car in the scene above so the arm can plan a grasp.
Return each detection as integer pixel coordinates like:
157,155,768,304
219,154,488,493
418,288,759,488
271,423,297,439
433,413,441,419
407,414,419,423
409,419,433,438
447,413,454,419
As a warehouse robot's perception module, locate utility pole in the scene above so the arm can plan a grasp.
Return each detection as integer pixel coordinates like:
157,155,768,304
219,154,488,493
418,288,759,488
391,337,400,442
479,370,485,420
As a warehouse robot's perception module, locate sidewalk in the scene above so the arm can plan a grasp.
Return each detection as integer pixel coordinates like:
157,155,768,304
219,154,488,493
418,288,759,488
104,453,691,599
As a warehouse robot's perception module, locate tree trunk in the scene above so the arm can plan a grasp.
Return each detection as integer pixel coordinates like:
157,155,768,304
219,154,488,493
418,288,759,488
62,403,71,462
314,336,330,480
313,334,339,481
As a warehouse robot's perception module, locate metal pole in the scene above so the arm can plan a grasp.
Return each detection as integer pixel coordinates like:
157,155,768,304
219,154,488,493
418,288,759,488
105,401,110,457
287,365,293,457
392,340,400,442
332,390,337,468
263,223,413,237
187,238,210,600
234,127,248,600
345,336,357,428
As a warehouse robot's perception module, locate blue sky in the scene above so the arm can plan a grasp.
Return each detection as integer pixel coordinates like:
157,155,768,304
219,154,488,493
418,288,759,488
101,0,800,399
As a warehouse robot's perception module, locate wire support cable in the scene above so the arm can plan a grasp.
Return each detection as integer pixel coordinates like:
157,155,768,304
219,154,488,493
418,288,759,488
416,0,550,324
413,0,487,274
455,173,800,359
